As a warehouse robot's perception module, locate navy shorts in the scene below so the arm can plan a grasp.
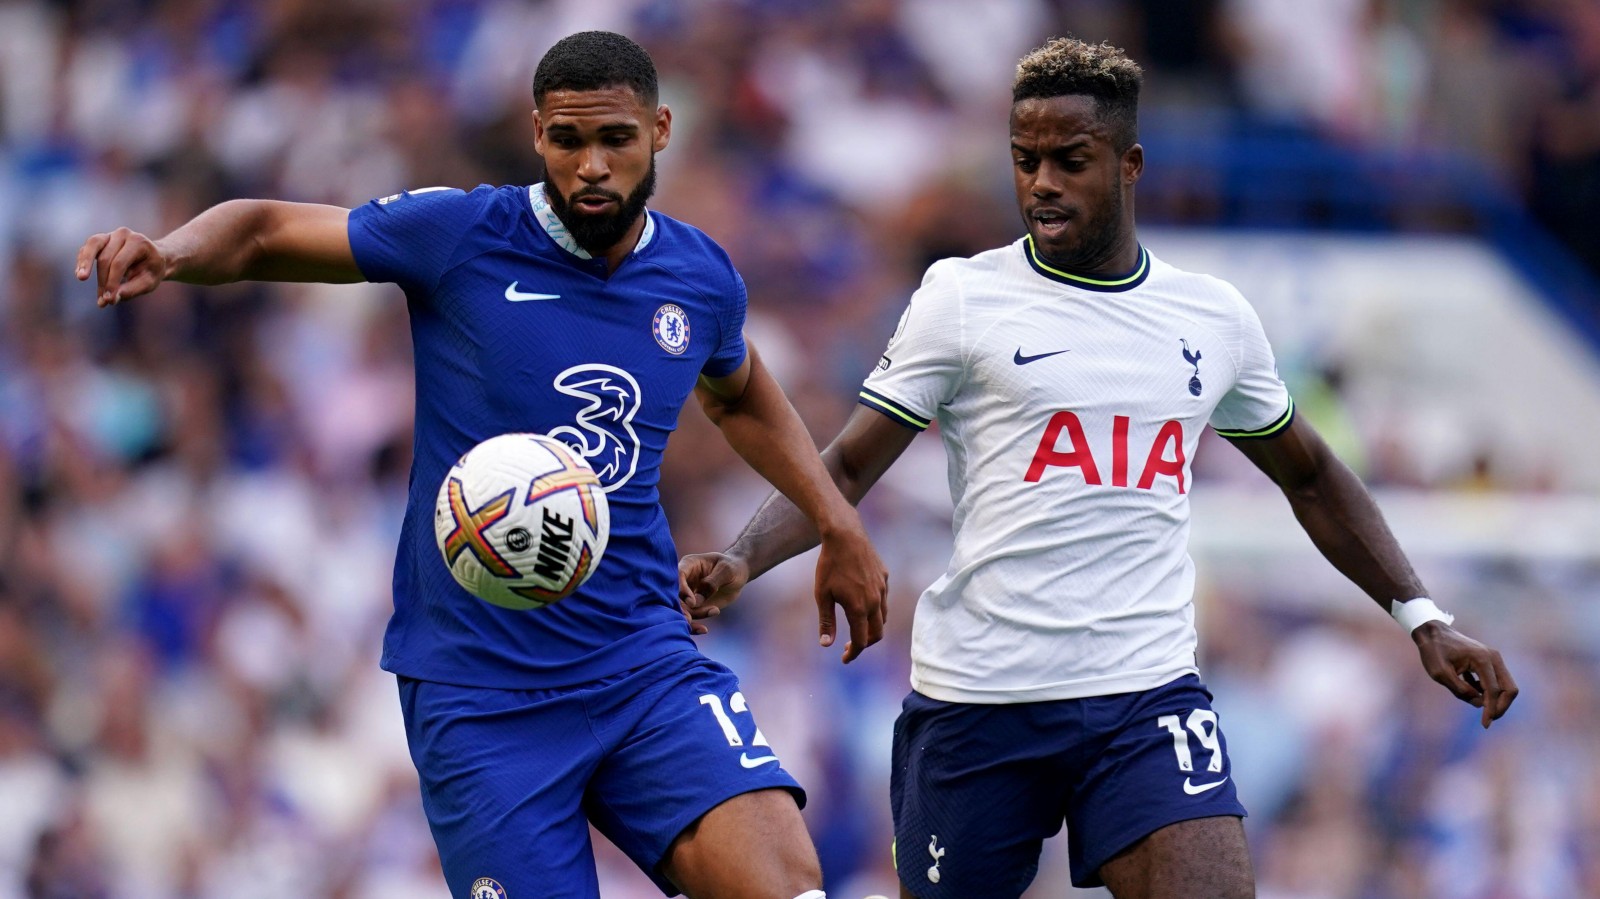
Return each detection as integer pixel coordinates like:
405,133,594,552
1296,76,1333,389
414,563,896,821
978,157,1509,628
890,674,1246,895
398,650,804,898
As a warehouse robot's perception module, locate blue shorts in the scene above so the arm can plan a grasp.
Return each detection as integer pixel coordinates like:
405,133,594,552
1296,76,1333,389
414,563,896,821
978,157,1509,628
890,674,1246,894
398,650,804,898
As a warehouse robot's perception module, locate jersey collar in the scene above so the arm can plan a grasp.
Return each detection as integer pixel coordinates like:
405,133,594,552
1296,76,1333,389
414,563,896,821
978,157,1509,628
1023,236,1149,292
527,182,656,260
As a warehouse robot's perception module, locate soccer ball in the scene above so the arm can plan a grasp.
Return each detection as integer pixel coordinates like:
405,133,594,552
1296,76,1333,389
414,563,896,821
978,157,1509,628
434,433,610,610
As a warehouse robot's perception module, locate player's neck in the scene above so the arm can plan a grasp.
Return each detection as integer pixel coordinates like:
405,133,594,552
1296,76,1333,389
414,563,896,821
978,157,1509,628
1037,229,1141,279
596,215,648,274
1100,233,1142,277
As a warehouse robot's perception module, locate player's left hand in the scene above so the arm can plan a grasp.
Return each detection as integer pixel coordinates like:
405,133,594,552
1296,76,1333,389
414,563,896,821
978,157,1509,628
1412,621,1518,728
815,518,889,664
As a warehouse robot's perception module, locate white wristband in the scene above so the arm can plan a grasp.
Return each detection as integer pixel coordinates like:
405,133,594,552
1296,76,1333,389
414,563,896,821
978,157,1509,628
1391,597,1454,633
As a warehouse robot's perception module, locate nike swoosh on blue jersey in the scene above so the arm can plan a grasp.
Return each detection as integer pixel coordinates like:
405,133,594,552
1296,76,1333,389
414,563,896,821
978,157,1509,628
1013,348,1069,365
505,282,562,302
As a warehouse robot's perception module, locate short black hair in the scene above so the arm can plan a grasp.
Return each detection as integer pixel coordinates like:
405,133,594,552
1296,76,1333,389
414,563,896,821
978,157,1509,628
533,31,659,107
1013,37,1143,151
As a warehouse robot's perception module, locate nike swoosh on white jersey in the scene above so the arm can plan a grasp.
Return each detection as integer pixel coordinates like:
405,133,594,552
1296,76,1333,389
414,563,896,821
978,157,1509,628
1183,776,1228,795
739,753,779,768
504,282,562,301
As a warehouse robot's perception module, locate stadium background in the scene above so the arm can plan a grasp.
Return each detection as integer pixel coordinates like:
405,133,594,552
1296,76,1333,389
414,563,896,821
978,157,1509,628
1,0,1598,896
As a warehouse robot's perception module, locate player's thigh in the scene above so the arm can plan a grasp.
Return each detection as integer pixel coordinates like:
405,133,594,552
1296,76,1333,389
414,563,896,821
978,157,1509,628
1097,816,1253,899
892,692,1070,899
661,787,820,899
582,653,814,897
398,676,602,899
1067,674,1250,892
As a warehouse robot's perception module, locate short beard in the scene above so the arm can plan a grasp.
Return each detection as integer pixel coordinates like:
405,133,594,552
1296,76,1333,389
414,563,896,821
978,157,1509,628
1037,175,1127,272
544,158,657,257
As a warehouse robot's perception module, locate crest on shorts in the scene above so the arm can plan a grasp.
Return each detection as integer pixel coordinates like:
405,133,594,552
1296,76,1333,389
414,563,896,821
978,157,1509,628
653,304,690,355
471,877,507,899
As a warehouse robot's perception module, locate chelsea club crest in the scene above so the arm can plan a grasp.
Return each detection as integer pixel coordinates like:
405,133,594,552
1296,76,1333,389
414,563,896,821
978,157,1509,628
471,878,507,899
653,304,690,355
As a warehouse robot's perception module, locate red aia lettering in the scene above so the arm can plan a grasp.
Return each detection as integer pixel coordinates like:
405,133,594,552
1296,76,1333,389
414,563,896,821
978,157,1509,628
1112,414,1130,487
1025,411,1101,484
1136,419,1187,494
1026,414,1186,493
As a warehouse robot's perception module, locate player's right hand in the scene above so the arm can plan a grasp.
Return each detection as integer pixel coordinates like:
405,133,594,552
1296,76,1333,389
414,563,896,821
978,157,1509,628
76,227,170,307
678,552,752,633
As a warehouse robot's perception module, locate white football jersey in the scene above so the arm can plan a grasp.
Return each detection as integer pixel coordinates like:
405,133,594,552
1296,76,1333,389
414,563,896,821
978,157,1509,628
861,236,1292,703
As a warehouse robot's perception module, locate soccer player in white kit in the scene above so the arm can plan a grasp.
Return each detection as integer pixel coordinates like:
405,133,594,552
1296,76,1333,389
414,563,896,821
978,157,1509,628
679,37,1518,898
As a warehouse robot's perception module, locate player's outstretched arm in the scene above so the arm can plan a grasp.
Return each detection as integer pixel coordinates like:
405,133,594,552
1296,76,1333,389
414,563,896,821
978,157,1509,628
693,347,897,662
1227,416,1518,727
76,200,361,306
679,402,915,639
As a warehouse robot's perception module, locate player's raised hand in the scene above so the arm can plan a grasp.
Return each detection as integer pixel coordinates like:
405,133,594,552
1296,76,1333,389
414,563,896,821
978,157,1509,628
815,522,888,664
1413,621,1519,728
76,227,169,307
678,552,752,634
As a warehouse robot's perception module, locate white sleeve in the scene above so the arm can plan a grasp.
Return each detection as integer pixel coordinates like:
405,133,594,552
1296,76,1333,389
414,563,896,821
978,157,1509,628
1210,293,1295,439
859,261,965,431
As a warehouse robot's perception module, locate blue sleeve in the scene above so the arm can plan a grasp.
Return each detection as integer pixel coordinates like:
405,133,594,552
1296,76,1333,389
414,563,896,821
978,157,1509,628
347,186,491,296
702,268,748,378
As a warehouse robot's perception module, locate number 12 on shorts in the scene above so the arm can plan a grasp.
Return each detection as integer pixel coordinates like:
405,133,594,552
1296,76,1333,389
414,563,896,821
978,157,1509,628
699,692,778,767
1158,710,1223,774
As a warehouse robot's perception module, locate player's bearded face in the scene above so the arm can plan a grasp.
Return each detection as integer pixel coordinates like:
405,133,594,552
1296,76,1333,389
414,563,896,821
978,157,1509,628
1054,176,1124,267
545,157,657,256
1010,95,1138,271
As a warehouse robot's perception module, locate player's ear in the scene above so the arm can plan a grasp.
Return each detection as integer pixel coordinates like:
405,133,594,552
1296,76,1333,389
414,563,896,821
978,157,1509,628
531,109,546,156
653,105,672,154
1123,142,1144,185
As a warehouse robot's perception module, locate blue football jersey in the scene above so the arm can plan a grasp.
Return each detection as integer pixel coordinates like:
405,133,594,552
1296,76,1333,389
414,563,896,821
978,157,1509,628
348,183,747,688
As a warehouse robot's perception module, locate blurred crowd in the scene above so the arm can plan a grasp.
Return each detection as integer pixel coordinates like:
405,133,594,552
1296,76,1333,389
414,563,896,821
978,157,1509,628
1,0,1598,897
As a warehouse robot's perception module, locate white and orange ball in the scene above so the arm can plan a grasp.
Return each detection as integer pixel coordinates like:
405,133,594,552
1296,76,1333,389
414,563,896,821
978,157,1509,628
434,433,609,610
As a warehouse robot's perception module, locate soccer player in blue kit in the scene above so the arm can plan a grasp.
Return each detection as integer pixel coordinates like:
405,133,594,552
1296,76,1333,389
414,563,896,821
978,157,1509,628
75,31,887,899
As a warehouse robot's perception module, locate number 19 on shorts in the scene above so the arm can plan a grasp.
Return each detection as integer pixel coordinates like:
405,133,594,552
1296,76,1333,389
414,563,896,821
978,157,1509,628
1159,710,1230,795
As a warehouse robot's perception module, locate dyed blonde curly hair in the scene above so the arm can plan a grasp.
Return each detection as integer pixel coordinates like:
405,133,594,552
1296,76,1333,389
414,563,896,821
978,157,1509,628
1013,37,1143,149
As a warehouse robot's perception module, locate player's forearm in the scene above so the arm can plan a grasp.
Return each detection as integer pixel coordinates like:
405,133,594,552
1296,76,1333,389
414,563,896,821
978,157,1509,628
728,411,905,579
712,395,860,546
725,450,848,580
1281,452,1427,610
158,200,358,285
153,200,279,284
